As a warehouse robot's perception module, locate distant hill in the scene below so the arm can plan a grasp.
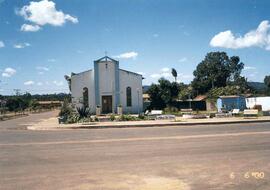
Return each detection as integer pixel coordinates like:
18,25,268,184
247,82,267,92
143,85,150,93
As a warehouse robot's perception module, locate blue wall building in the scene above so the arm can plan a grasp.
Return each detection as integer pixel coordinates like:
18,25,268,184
217,96,246,112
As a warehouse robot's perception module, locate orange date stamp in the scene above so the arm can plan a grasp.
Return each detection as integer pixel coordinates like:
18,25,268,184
230,172,265,179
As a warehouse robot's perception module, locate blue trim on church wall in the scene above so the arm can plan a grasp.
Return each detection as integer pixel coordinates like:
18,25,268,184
94,61,100,106
115,61,120,109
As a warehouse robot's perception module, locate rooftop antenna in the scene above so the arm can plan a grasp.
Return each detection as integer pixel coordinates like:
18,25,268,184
104,51,108,61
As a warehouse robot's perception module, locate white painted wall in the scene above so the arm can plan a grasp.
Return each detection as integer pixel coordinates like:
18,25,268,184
98,61,116,111
70,70,95,113
246,97,270,111
70,60,143,114
119,70,143,113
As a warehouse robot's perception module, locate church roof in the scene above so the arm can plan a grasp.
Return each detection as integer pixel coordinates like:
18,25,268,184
95,56,118,63
120,69,142,76
70,69,92,76
120,69,145,79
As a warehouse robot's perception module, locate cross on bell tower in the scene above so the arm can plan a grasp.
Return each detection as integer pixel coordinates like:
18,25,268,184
104,51,108,61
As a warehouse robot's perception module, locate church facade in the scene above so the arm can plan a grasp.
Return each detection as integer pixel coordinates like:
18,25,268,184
67,56,143,114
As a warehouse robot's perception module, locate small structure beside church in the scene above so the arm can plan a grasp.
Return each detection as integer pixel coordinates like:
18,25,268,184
246,96,270,111
65,56,143,114
216,95,246,112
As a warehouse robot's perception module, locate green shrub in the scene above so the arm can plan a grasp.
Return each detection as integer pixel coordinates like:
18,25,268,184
164,106,178,114
110,114,116,121
119,114,138,121
59,99,73,118
138,113,146,120
80,117,92,123
92,116,99,122
76,106,91,118
66,113,80,124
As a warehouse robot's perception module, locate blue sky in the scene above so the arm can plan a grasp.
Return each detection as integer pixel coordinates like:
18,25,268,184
0,0,270,95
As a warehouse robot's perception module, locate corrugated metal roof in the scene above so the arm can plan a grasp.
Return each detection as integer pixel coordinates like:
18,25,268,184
219,95,242,98
194,95,207,101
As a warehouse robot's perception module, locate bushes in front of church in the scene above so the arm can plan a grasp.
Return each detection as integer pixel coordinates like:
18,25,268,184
76,106,91,118
110,114,148,121
119,114,138,121
110,114,116,121
59,100,94,124
59,102,149,123
58,99,73,123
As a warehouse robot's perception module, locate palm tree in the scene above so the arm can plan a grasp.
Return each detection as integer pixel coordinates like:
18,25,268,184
171,68,177,82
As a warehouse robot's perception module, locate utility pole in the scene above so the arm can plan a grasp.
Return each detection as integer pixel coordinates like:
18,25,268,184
137,88,140,115
13,89,21,96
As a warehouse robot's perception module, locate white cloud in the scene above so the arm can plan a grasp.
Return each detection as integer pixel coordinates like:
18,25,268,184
36,66,49,71
2,73,10,77
14,42,31,49
161,67,170,72
53,80,63,86
179,73,193,79
137,72,145,75
47,58,56,62
210,20,270,50
0,41,4,48
244,66,256,70
150,72,172,79
2,67,16,77
20,24,41,32
37,82,43,86
38,72,44,75
150,74,161,79
150,68,173,79
161,72,171,77
17,0,78,30
115,51,138,59
24,80,35,85
178,57,187,62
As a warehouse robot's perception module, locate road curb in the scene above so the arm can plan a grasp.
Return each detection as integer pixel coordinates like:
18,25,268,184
28,119,270,130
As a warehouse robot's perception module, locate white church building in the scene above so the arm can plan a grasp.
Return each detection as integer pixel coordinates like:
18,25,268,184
66,56,143,114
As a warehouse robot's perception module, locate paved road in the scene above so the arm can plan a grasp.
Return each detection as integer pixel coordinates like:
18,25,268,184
0,110,59,130
1,113,270,189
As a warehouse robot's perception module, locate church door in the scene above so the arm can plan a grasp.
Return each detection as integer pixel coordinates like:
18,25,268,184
102,96,112,114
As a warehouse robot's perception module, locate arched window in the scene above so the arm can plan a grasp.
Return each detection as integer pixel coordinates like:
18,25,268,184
126,87,132,107
83,87,89,107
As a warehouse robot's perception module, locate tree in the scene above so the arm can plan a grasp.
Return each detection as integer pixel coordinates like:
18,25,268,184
178,84,193,100
59,98,73,118
147,83,165,110
171,68,178,82
208,86,242,99
147,78,180,109
5,97,26,112
192,52,245,94
227,56,244,82
264,75,270,88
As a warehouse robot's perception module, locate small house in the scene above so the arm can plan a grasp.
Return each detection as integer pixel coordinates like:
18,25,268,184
217,95,246,112
193,95,216,111
246,96,270,111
